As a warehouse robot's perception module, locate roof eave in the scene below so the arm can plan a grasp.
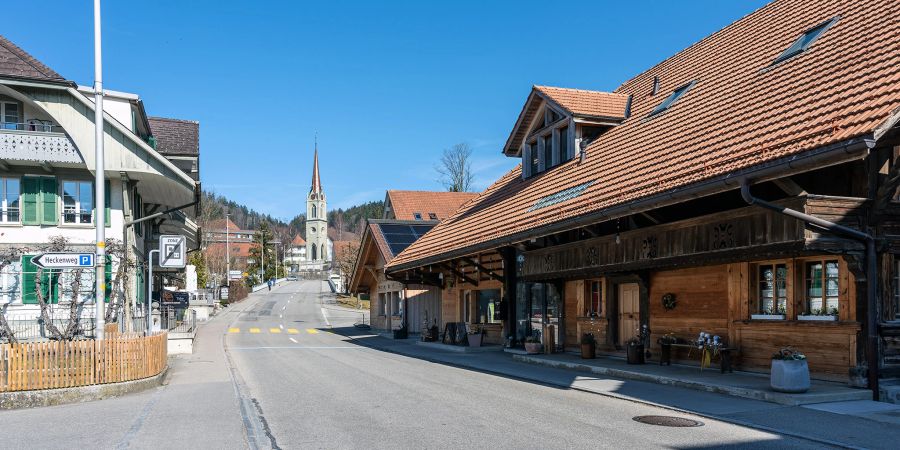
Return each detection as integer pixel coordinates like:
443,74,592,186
387,135,875,273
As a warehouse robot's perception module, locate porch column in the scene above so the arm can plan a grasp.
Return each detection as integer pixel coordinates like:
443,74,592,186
502,247,517,344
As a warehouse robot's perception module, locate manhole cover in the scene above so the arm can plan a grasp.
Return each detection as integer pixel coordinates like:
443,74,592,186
633,415,704,427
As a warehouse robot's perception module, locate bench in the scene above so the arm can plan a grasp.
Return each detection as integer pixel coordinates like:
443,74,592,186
659,342,736,373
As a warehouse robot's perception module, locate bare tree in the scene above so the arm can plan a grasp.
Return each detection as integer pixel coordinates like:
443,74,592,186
334,239,361,293
0,247,24,343
435,142,474,192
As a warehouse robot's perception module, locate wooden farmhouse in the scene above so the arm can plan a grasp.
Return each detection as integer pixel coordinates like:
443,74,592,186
386,0,900,399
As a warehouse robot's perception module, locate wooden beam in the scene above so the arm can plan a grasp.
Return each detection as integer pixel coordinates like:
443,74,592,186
875,152,900,212
442,263,478,286
773,177,807,196
463,257,503,282
640,211,661,225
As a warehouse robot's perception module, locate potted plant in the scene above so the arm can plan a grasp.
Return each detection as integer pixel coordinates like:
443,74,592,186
626,335,645,364
467,325,483,348
770,347,810,393
751,304,786,321
524,335,543,354
580,333,596,359
657,333,677,365
798,306,838,322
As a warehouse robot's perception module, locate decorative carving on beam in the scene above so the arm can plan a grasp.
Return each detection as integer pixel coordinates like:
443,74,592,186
711,223,735,250
442,262,478,286
463,257,503,282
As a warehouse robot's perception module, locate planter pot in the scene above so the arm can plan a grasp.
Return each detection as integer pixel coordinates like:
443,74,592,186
659,343,672,366
770,359,810,393
751,314,786,320
580,343,596,359
467,334,483,348
626,344,645,364
524,342,543,354
797,315,837,322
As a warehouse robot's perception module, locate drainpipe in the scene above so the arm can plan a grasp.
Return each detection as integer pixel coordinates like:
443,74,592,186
740,180,879,400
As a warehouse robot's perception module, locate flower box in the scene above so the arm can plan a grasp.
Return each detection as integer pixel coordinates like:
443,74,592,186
797,315,837,322
467,333,483,347
771,359,810,393
751,314,786,320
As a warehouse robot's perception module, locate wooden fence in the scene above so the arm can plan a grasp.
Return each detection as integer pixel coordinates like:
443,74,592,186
0,332,167,392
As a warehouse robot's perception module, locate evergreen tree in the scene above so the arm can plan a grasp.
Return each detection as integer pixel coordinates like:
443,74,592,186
247,222,277,285
189,251,208,288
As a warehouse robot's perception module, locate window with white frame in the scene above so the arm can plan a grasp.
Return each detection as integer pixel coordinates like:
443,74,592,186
805,259,839,315
1,177,20,223
57,269,94,303
758,263,788,316
0,101,20,130
61,181,93,224
0,260,21,304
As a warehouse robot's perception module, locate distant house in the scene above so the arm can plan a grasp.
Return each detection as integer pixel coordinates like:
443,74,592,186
383,190,477,221
349,190,480,335
0,34,200,327
284,234,307,273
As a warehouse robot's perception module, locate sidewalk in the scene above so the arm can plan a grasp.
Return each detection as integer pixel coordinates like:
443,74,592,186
332,328,900,450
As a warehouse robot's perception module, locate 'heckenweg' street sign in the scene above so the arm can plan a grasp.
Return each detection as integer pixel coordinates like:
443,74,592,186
31,253,95,269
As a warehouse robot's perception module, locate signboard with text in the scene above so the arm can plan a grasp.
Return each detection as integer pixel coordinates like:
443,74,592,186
31,253,94,269
159,235,186,268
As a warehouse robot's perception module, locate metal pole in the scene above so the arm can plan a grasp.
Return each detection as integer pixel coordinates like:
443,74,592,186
148,249,158,333
225,213,230,284
93,0,106,340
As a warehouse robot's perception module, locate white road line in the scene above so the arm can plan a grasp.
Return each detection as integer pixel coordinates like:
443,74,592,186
279,324,284,330
321,307,331,327
230,346,360,350
279,314,283,319
289,337,298,343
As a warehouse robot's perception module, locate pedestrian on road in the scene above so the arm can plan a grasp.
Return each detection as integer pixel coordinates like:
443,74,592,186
267,279,272,291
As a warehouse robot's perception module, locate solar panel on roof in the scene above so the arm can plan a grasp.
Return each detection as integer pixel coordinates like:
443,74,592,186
378,223,436,256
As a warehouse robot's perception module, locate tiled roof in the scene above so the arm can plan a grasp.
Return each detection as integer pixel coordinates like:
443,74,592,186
535,86,630,119
148,117,199,155
385,190,479,221
0,35,66,82
291,234,306,246
206,242,253,258
388,0,900,271
206,218,239,231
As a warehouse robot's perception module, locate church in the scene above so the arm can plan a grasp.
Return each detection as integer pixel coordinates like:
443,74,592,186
287,145,333,273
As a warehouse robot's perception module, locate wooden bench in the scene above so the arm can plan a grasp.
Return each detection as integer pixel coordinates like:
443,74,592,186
659,342,736,373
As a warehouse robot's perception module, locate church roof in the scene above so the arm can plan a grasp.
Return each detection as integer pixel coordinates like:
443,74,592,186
311,147,322,193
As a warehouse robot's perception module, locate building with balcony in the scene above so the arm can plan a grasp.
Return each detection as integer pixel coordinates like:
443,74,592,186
0,34,200,332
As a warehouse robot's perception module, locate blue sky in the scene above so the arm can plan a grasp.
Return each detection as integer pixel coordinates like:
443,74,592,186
5,0,769,220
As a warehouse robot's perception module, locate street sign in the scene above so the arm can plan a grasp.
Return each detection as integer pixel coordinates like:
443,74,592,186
229,270,242,280
31,253,94,269
159,235,186,268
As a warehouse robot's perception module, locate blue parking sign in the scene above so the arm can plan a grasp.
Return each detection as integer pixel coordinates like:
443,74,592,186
79,254,93,266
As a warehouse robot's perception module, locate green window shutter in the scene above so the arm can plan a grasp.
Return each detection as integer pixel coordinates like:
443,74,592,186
40,177,58,225
105,179,111,227
21,255,53,304
21,177,40,225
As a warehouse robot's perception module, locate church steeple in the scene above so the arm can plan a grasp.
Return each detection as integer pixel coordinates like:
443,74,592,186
311,138,322,194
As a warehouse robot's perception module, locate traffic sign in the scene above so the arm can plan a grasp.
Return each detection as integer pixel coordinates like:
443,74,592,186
159,235,186,268
31,253,94,269
229,270,242,280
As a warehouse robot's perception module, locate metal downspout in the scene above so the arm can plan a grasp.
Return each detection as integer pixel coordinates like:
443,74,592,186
740,180,879,401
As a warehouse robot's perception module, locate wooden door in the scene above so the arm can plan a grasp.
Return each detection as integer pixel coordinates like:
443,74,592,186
618,283,640,346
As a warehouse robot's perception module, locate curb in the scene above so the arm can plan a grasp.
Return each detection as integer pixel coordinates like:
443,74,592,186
0,366,169,410
330,330,861,450
511,354,869,407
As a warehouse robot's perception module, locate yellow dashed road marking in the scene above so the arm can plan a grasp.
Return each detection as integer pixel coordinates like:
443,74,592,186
269,328,282,334
287,328,299,334
306,329,319,334
228,328,240,333
249,327,261,334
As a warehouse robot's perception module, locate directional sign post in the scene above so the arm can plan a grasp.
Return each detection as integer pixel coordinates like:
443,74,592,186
31,253,95,269
159,235,186,269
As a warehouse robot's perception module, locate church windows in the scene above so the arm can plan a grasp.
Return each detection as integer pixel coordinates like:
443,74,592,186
311,204,317,219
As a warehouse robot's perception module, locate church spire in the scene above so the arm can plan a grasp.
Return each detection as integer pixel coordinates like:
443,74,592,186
311,137,322,193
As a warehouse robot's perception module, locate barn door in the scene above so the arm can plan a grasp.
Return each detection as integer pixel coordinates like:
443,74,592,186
618,283,640,346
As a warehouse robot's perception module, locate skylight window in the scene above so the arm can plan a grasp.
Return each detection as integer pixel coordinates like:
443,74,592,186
413,212,423,221
529,181,593,211
649,81,695,116
772,17,838,65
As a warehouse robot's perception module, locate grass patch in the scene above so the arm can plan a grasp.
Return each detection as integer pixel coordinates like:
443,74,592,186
337,296,370,310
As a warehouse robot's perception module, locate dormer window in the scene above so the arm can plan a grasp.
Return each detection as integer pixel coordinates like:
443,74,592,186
523,104,574,178
413,212,422,221
772,17,838,66
428,213,438,220
649,81,695,117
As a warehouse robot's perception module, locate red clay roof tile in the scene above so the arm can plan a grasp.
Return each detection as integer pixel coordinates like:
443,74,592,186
388,0,900,271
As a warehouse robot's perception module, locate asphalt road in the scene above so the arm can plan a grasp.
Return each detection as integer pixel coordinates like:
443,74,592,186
0,280,833,449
